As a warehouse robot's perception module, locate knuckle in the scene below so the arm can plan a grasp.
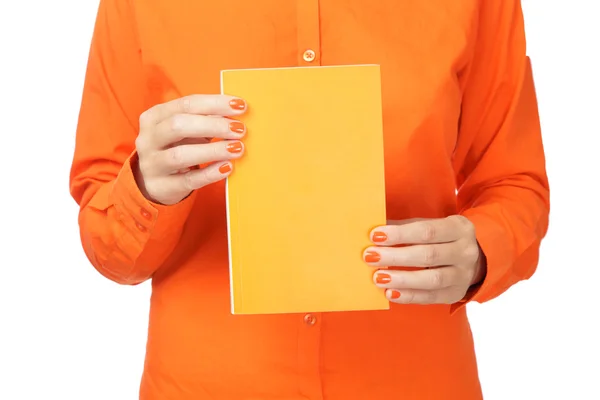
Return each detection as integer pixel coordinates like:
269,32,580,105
422,223,437,242
166,146,184,169
199,167,213,187
447,214,462,223
179,96,192,113
134,135,147,152
182,170,195,192
463,243,481,264
463,221,476,237
453,215,475,236
423,245,438,267
169,115,184,134
213,143,222,159
429,270,444,289
139,109,152,127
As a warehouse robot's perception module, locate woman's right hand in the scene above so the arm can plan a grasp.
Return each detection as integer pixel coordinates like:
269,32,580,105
133,95,247,205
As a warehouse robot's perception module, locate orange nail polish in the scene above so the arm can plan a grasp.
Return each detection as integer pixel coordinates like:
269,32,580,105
219,163,232,174
372,231,387,242
229,121,245,134
376,273,391,284
390,290,401,299
226,141,243,153
229,99,246,110
364,251,381,263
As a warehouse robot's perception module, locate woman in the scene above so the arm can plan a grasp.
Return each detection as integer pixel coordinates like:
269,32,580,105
69,0,549,399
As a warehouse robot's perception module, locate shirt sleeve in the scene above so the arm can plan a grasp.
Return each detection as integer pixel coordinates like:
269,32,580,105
450,0,550,312
69,0,197,285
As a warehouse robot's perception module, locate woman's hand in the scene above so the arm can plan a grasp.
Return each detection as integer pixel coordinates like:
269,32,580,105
364,216,486,305
134,94,248,205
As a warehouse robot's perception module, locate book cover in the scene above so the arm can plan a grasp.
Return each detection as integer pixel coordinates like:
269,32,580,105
221,64,388,314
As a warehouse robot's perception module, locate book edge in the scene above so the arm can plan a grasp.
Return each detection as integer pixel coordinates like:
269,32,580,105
220,64,380,74
221,70,237,315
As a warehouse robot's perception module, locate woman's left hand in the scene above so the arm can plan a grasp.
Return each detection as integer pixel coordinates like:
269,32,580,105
364,216,486,305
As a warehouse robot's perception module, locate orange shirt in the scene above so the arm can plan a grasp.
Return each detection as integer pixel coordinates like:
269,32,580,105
69,0,550,399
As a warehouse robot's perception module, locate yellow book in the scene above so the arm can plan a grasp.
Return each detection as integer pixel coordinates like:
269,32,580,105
221,65,389,315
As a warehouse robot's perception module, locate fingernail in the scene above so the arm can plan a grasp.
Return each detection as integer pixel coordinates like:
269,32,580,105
364,250,381,263
229,99,246,110
375,273,391,284
226,141,243,153
372,231,387,242
390,290,401,299
229,121,245,134
219,163,232,174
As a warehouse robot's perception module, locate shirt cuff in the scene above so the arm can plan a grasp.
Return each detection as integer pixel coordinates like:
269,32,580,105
110,151,197,255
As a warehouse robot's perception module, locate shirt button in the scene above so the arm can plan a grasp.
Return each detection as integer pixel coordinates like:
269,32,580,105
135,221,147,232
303,49,316,63
140,208,152,220
303,314,317,326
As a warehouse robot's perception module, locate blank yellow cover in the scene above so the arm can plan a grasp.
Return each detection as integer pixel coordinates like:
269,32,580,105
221,65,388,315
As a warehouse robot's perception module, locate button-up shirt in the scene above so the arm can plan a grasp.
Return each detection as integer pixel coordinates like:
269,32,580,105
69,0,550,398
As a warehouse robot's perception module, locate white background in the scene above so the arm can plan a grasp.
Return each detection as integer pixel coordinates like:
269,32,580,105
0,1,598,399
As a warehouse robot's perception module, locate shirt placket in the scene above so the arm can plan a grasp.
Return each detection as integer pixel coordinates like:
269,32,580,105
295,4,323,397
297,0,321,66
297,312,323,400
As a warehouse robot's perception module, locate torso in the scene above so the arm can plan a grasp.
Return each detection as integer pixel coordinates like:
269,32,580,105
133,1,483,398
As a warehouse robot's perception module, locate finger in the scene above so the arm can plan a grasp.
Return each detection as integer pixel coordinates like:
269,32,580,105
385,218,426,225
155,140,244,173
370,216,469,245
363,243,459,267
175,137,212,146
165,161,234,196
139,95,247,129
372,267,459,290
154,115,246,148
385,287,462,305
